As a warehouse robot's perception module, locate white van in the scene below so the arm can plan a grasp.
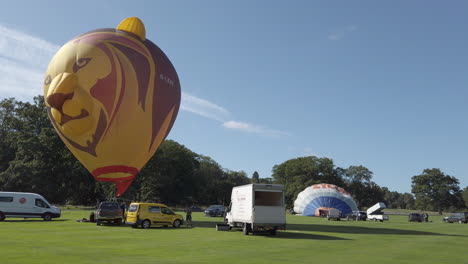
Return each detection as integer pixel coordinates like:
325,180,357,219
0,192,61,221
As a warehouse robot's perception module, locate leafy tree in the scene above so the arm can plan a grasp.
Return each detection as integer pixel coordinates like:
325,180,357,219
462,187,468,208
411,168,464,212
340,165,384,208
252,171,260,183
272,156,344,207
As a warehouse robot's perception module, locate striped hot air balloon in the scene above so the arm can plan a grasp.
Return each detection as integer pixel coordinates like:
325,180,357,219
293,184,358,217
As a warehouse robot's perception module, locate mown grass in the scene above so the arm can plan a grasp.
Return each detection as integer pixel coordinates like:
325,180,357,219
1,211,467,264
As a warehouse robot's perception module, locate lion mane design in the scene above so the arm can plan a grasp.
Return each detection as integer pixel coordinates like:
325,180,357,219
44,17,181,196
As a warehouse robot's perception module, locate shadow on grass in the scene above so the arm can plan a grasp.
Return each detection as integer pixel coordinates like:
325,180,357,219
191,221,349,240
190,220,463,237
1,219,69,222
287,224,464,237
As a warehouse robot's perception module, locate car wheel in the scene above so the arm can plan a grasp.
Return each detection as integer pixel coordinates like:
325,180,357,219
0,212,5,221
116,219,122,225
269,229,277,235
173,219,181,228
43,213,52,221
142,220,151,229
96,220,101,225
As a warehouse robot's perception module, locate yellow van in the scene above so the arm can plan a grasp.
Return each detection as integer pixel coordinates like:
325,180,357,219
125,203,184,229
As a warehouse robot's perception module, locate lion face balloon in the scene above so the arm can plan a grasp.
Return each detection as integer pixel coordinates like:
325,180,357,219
44,17,181,196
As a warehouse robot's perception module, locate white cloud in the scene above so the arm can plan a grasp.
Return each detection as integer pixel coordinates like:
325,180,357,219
180,92,230,122
328,25,357,40
0,24,288,138
223,120,290,137
0,24,59,101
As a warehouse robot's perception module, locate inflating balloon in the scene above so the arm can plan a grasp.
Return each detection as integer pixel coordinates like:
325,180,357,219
43,17,181,196
293,184,358,216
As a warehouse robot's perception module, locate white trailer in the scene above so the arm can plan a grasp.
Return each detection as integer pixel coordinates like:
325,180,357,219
221,184,286,235
367,202,389,222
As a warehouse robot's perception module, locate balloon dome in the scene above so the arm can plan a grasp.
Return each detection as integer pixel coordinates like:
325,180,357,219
293,184,358,216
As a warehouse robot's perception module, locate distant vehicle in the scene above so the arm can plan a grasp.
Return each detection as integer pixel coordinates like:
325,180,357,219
204,205,225,217
222,184,286,235
408,213,422,222
347,211,367,221
189,205,203,212
96,201,124,225
444,212,468,224
0,192,61,221
326,208,342,221
126,203,184,229
366,202,389,222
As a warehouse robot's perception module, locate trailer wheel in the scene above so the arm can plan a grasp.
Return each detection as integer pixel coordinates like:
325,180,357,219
243,223,251,235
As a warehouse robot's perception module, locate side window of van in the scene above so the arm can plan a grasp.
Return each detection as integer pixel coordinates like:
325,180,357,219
149,206,160,213
161,207,173,215
35,199,50,208
0,196,13,202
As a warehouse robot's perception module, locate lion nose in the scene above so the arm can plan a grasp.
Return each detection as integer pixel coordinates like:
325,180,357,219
46,72,77,110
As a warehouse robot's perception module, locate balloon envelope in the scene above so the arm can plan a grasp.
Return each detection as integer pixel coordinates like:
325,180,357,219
43,17,181,196
293,184,358,216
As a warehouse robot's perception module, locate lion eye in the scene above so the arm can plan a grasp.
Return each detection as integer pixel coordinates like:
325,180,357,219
73,58,92,73
44,75,52,85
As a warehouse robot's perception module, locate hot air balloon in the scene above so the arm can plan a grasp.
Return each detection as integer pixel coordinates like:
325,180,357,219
43,17,181,196
293,184,358,217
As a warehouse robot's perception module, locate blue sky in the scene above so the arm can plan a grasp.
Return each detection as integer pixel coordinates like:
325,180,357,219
0,1,467,193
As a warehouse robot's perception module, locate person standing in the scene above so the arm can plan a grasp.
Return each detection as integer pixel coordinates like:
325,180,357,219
186,206,193,227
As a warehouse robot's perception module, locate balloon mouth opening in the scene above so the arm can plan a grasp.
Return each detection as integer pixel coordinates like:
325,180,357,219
315,207,340,217
92,165,139,197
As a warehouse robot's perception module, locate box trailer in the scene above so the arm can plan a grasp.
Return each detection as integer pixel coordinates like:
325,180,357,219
219,184,286,235
367,202,389,222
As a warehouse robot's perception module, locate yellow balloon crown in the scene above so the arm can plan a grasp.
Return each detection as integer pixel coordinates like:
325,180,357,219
117,17,146,41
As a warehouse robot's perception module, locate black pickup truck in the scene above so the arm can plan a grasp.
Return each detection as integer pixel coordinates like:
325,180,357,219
96,202,124,225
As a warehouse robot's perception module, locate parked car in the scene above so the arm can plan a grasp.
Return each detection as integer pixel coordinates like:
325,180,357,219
96,201,124,225
346,211,367,221
444,212,468,224
204,205,225,217
189,205,203,212
408,213,422,222
125,202,184,229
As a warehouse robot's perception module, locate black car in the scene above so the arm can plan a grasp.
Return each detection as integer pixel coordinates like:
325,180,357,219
189,206,203,212
444,212,468,223
204,205,225,217
346,211,367,221
408,213,422,222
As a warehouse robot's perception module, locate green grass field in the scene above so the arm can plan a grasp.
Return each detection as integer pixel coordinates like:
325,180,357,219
1,211,467,264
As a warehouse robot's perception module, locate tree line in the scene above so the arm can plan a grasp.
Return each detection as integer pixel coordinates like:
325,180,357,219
1,96,467,212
